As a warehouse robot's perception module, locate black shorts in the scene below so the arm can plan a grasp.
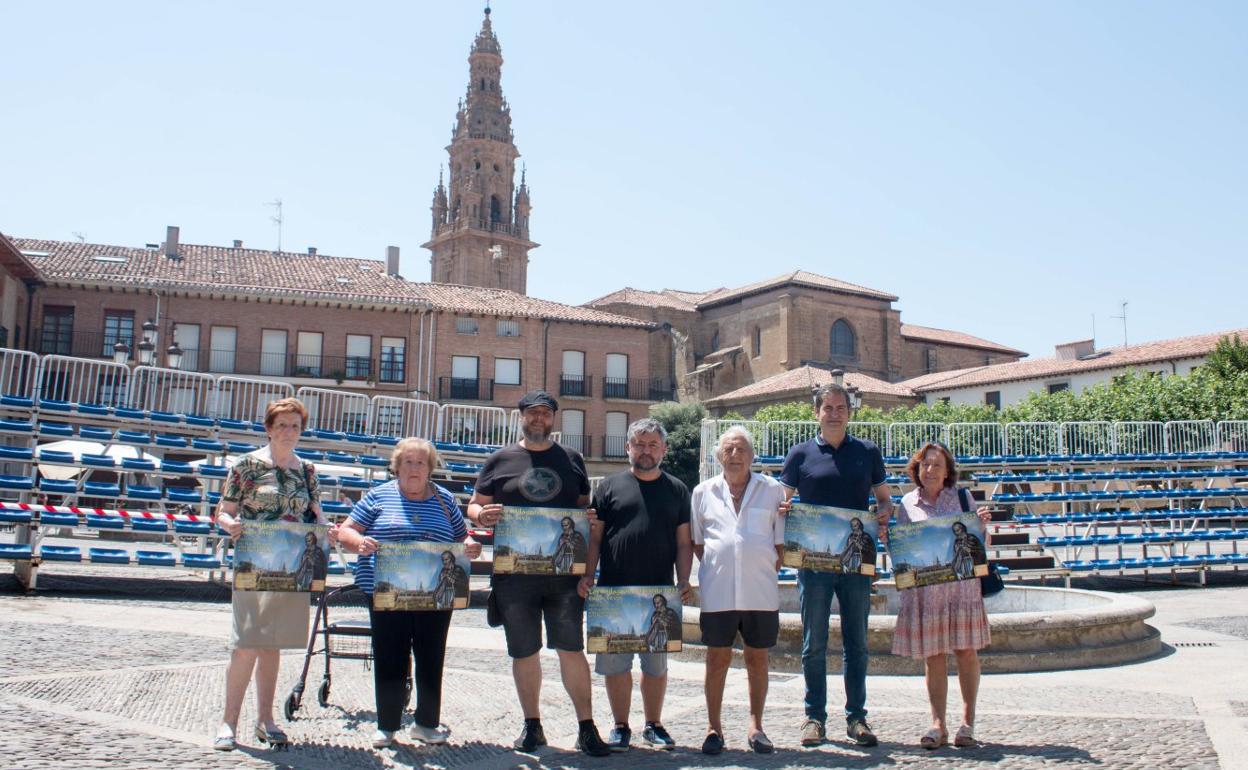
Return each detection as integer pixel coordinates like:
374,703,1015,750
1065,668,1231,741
492,575,584,658
699,610,780,649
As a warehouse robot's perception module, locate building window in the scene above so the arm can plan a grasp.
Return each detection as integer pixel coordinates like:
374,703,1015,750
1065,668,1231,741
561,409,586,454
984,354,992,366
985,391,1001,410
450,355,480,399
1048,382,1070,394
455,317,479,335
496,319,520,337
604,411,628,458
173,323,200,372
346,334,372,379
831,319,856,359
925,347,938,374
604,353,629,398
102,311,135,358
295,331,323,377
560,350,588,397
380,337,406,383
260,329,287,376
40,306,74,355
751,326,761,357
495,357,521,386
209,326,237,373
709,327,719,352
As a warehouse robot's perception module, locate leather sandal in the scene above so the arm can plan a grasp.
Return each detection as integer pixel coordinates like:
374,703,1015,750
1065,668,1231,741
920,727,948,750
954,724,976,747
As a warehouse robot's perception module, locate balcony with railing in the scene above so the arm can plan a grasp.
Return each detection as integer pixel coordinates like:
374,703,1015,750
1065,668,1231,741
602,435,628,459
31,330,406,384
560,434,593,456
602,377,675,402
559,374,592,398
438,377,495,402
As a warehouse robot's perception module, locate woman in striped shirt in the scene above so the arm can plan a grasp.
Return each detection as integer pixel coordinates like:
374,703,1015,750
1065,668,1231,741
337,438,481,749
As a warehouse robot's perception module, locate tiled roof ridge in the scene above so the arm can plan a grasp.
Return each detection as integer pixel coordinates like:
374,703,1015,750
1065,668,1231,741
899,323,1027,355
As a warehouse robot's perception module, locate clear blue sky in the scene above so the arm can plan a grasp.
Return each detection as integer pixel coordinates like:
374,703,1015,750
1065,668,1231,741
3,2,1244,359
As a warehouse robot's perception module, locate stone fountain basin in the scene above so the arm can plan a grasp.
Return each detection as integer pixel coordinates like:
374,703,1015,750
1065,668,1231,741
679,584,1161,674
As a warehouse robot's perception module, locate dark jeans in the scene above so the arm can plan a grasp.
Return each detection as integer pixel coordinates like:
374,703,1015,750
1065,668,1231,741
368,607,452,731
798,569,871,724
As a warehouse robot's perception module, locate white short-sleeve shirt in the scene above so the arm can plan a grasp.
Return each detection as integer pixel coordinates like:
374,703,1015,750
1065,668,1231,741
690,472,786,613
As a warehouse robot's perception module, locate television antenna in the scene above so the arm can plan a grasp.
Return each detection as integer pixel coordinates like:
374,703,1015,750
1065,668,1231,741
1110,302,1128,347
268,199,284,252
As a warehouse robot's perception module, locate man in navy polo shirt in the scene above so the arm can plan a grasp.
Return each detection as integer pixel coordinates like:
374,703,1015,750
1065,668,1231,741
780,383,893,748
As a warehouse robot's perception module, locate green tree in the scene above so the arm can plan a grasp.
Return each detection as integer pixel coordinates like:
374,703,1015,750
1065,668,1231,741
1204,334,1248,381
649,401,707,489
753,400,816,423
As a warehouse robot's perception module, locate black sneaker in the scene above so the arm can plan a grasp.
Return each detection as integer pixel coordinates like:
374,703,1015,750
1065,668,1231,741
701,731,724,755
576,723,612,757
514,722,547,752
847,719,878,747
607,723,631,753
642,722,675,750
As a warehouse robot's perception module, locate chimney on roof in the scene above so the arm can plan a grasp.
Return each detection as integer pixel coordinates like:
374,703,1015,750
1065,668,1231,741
1055,339,1095,360
386,245,400,277
307,246,317,255
233,239,243,248
163,226,180,259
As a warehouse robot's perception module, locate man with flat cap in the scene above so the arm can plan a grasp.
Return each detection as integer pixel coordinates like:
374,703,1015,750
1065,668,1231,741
468,390,611,756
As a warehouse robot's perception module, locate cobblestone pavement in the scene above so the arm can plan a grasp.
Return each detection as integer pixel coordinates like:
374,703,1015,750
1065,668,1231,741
0,567,1244,769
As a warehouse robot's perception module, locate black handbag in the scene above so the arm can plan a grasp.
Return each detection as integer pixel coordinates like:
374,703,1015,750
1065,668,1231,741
958,488,1004,597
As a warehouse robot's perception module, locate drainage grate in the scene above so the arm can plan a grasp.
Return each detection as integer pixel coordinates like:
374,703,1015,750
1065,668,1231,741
1173,641,1218,647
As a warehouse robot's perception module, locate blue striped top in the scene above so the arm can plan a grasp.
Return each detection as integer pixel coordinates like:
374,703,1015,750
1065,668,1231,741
348,480,468,594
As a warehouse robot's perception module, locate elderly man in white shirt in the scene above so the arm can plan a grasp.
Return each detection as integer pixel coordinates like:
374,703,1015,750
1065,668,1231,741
690,425,786,756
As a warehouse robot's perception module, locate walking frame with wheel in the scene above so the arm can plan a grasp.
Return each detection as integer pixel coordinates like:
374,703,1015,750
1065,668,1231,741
284,583,411,720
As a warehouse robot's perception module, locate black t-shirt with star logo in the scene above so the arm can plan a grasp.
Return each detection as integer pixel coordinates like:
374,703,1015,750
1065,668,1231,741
476,442,590,508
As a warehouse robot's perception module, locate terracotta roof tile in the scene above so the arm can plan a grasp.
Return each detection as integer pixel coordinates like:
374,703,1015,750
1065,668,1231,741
898,328,1248,393
705,365,916,407
697,270,898,307
900,323,1026,356
584,287,705,312
14,237,653,328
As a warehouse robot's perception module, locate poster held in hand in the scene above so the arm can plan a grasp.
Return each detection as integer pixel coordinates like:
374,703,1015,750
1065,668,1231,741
492,506,589,575
888,513,988,590
587,585,682,654
782,503,877,575
233,520,330,592
373,542,470,611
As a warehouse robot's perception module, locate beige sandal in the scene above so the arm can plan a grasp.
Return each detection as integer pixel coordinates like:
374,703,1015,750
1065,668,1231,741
954,724,975,747
920,727,948,750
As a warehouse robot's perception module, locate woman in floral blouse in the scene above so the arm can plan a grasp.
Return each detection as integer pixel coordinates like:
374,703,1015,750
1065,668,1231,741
212,397,336,750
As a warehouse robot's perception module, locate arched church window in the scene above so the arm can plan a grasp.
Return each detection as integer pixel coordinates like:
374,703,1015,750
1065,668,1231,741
490,195,502,223
831,319,856,359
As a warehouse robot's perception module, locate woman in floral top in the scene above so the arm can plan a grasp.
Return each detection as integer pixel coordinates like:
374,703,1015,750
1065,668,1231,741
212,397,336,751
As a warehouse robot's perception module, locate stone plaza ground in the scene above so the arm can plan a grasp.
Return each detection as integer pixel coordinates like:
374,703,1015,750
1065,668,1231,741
1,567,1245,770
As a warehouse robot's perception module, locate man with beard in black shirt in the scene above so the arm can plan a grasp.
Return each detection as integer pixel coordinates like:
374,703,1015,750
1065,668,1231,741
468,390,610,757
580,417,692,752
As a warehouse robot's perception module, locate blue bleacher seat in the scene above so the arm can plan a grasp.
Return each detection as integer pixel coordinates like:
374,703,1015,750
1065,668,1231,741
38,399,73,412
155,434,188,448
0,474,34,491
295,449,326,461
114,407,146,420
0,507,33,524
37,449,75,463
136,550,176,566
192,438,225,452
0,543,33,559
314,429,347,441
126,484,162,501
89,547,130,564
174,520,212,535
207,492,221,505
131,517,169,533
375,435,398,446
122,457,157,471
327,559,346,576
320,500,351,515
38,422,74,437
83,481,121,497
160,460,194,475
0,446,34,460
1228,554,1248,565
0,419,34,433
316,474,337,486
359,455,388,468
77,403,111,416
81,453,116,468
149,411,182,424
249,422,266,433
40,544,82,562
166,488,202,504
39,510,79,527
117,430,152,445
326,451,355,464
85,514,126,530
80,426,114,442
226,441,257,453
339,476,370,490
0,395,34,409
346,432,372,444
219,419,249,432
1066,560,1097,571
182,553,221,569
197,464,228,478
185,415,215,428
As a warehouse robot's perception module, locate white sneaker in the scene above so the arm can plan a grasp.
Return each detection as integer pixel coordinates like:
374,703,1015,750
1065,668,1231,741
372,729,396,748
409,723,450,745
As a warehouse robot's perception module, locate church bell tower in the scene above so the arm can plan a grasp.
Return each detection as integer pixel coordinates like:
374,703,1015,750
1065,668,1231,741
423,6,538,295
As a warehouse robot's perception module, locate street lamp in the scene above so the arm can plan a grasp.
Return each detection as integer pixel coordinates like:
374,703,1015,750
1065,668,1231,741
112,341,130,365
166,343,184,370
137,337,156,366
829,369,863,409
